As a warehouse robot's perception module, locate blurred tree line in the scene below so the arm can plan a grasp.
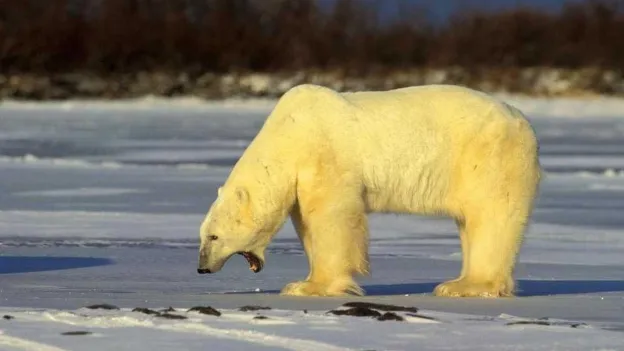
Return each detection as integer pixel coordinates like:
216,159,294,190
0,0,622,74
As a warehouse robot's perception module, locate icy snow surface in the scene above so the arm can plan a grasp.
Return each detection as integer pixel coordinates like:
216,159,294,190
1,95,624,350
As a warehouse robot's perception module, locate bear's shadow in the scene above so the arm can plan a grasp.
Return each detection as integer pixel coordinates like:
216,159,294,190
231,280,624,297
363,280,624,297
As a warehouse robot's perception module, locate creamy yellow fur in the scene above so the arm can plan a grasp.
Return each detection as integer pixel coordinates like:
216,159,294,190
198,84,541,298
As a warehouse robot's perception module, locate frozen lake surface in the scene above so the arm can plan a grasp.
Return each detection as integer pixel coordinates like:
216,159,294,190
1,96,623,350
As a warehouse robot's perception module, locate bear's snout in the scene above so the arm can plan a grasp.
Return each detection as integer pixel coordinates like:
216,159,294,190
197,248,215,274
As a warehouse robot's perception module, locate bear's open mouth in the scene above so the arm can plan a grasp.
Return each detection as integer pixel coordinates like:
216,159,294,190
238,252,262,273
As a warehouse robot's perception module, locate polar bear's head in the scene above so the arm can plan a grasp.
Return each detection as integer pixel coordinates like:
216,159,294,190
197,186,275,275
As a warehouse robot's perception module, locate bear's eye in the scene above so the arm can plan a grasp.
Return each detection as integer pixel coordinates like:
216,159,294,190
209,235,219,241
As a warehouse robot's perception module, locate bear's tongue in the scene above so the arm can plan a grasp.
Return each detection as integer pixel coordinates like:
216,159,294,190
239,252,262,273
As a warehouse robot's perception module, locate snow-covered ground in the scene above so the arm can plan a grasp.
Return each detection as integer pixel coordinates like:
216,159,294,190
1,95,624,350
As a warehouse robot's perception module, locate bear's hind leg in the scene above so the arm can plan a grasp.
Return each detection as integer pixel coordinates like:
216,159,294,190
281,192,369,297
433,209,520,297
435,122,540,298
434,174,538,298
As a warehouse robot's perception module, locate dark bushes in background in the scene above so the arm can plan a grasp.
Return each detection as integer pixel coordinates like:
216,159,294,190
1,0,623,74
0,0,623,99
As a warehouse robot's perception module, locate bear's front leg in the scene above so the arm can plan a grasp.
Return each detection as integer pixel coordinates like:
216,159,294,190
281,196,369,297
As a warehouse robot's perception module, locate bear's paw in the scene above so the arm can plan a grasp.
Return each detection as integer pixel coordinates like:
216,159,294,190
280,279,364,297
433,278,514,298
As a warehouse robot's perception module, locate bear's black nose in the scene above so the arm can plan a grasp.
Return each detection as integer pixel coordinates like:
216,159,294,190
197,268,212,274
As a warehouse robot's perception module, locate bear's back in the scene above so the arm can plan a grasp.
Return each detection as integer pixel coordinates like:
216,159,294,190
289,84,534,214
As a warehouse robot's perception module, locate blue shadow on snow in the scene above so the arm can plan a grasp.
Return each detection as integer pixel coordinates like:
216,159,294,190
362,279,624,297
224,280,624,297
0,256,113,274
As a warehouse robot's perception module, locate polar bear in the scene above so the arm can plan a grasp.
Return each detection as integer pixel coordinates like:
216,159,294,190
197,84,541,298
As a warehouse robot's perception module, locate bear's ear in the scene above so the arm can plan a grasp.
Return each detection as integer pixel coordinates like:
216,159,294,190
234,187,250,204
217,187,223,196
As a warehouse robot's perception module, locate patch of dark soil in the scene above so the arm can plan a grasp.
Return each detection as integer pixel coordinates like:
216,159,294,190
329,307,382,318
239,305,271,312
342,302,418,313
507,320,553,326
188,306,221,316
406,313,438,321
85,304,119,310
156,313,187,320
377,312,404,321
507,320,587,328
132,307,160,315
61,331,92,336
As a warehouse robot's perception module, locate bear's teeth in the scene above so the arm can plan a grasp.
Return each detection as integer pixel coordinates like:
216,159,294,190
241,252,254,269
240,252,262,273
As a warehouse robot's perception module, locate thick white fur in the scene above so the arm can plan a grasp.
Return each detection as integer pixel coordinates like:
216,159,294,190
199,84,541,298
